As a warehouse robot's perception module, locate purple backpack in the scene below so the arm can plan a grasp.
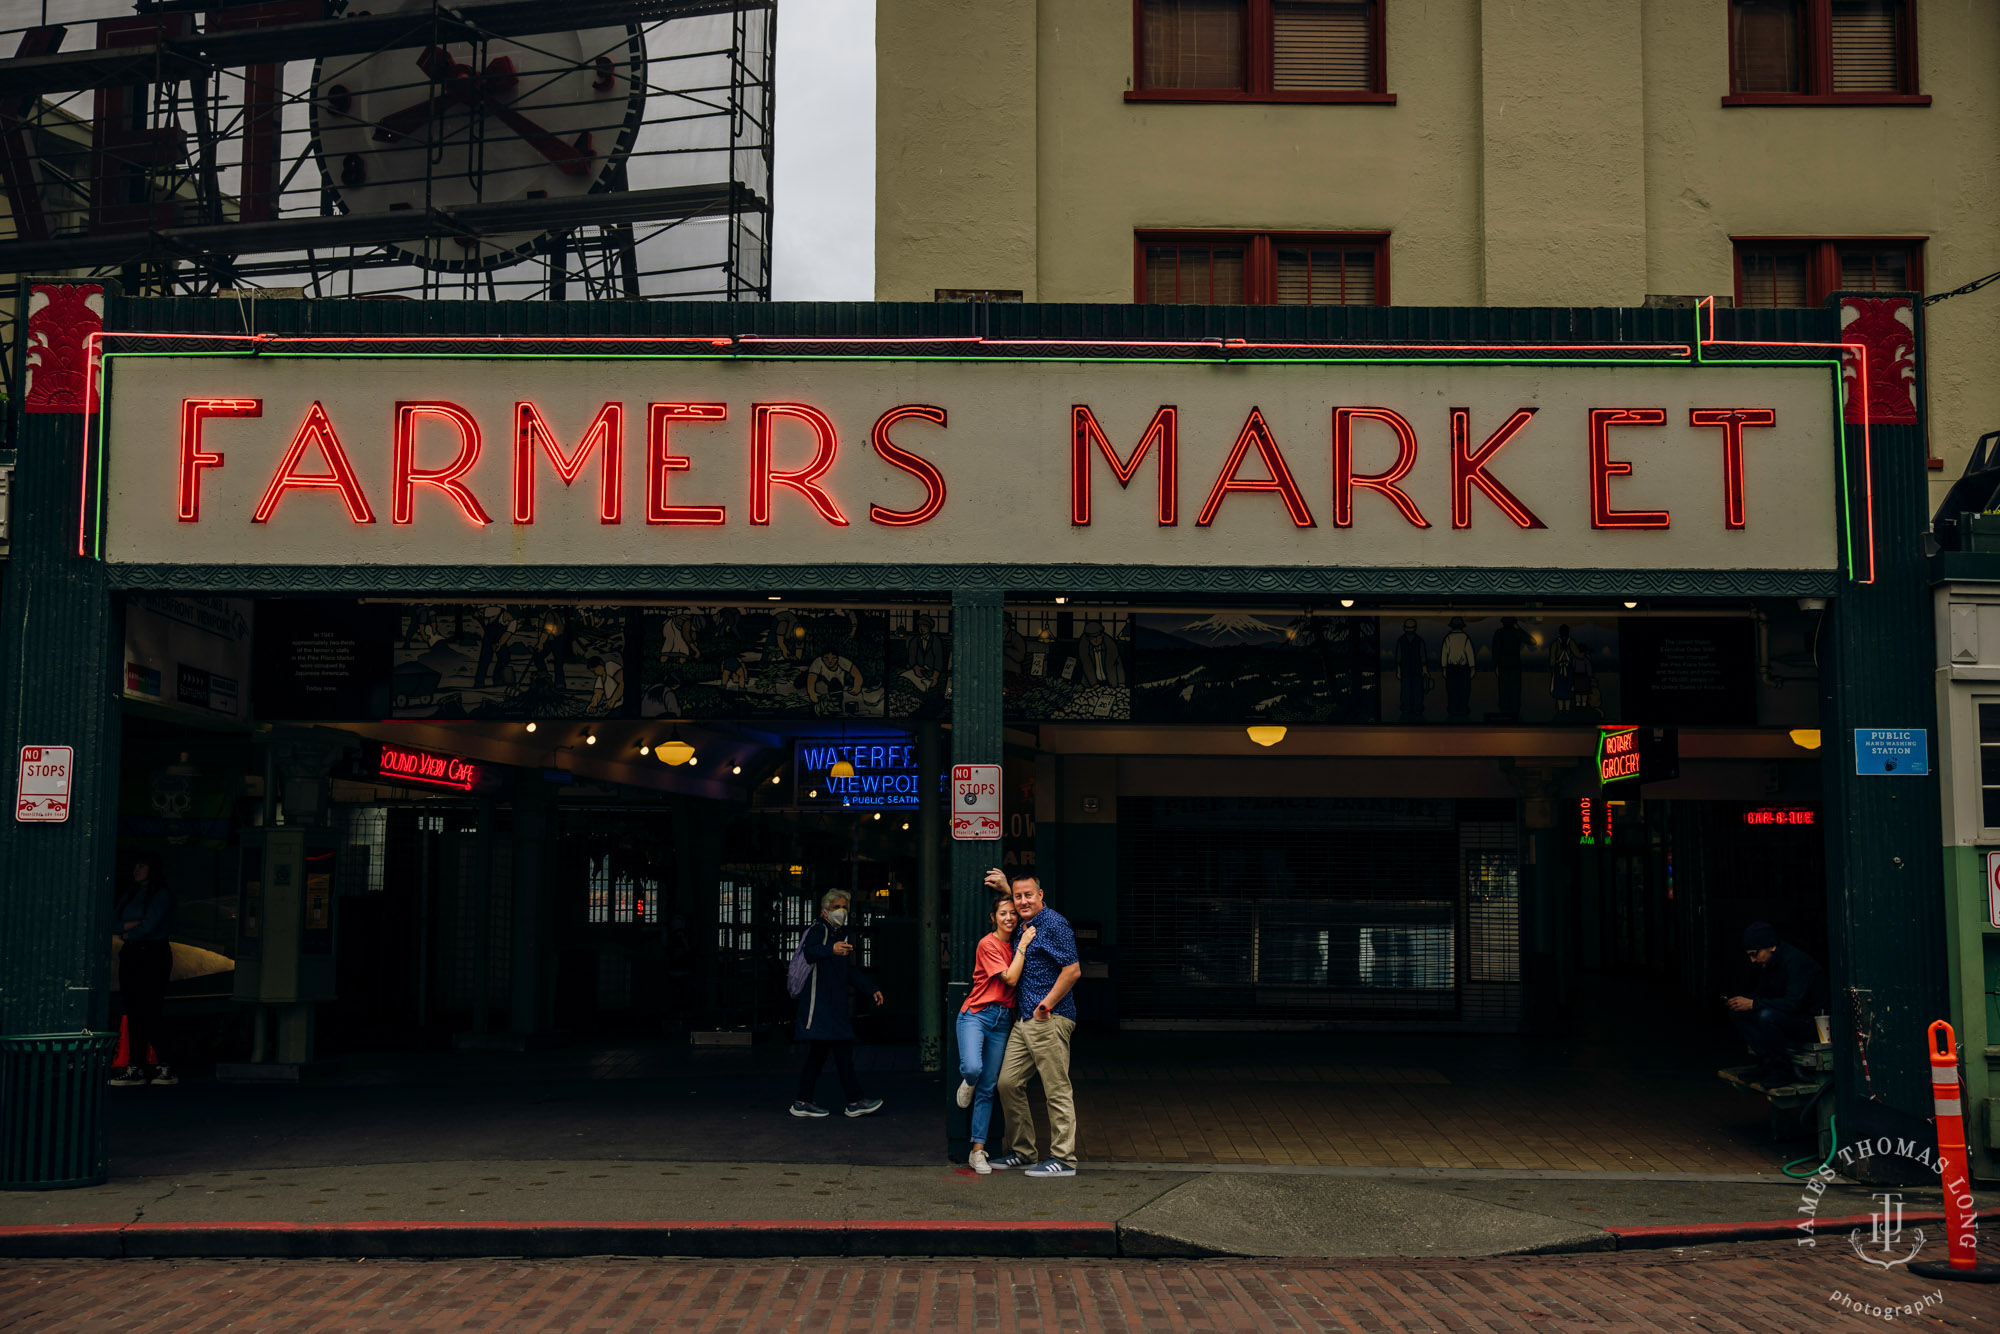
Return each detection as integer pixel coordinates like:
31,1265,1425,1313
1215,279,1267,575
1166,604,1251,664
786,929,815,999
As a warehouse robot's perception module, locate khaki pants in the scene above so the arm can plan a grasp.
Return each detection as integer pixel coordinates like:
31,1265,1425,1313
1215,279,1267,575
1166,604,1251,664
995,1013,1076,1167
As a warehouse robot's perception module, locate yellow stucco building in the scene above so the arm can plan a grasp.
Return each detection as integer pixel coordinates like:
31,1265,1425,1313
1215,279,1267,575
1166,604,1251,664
877,0,2000,502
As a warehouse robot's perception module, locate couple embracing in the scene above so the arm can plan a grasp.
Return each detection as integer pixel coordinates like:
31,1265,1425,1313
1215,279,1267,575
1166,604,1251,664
954,869,1081,1177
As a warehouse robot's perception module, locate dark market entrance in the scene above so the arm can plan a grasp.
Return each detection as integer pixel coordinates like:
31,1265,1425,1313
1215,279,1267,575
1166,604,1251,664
1,294,1941,1186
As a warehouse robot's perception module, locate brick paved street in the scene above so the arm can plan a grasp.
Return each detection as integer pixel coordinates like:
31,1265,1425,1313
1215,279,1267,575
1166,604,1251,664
5,1241,1998,1332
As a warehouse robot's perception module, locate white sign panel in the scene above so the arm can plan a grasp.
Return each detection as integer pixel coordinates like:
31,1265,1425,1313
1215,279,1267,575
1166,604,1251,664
952,764,1002,841
101,356,1839,571
1988,851,2000,930
16,745,74,823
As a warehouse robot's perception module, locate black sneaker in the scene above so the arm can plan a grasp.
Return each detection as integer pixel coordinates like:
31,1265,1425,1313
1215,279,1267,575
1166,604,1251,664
107,1066,148,1087
149,1066,178,1086
844,1098,884,1118
790,1101,830,1118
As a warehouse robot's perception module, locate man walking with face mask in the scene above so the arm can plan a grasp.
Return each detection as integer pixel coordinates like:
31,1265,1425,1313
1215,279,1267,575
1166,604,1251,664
983,869,1084,1177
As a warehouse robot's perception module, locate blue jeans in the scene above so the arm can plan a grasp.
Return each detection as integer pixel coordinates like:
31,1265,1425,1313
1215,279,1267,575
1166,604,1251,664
957,1004,1015,1146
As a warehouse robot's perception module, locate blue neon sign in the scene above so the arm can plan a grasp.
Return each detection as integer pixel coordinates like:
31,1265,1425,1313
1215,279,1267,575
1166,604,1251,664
795,741,923,808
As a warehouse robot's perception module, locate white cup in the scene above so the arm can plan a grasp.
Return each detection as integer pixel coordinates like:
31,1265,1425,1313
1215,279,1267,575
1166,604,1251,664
1815,1015,1832,1044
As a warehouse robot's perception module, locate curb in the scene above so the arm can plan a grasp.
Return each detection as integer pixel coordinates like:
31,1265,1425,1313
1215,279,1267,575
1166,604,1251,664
0,1219,1119,1261
1606,1211,1951,1251
1,1212,1955,1261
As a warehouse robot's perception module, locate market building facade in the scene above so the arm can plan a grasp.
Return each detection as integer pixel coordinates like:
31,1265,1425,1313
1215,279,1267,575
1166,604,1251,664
0,282,1944,1180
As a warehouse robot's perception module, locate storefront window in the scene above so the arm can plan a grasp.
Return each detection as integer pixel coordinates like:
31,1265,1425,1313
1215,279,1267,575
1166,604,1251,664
1978,702,2000,831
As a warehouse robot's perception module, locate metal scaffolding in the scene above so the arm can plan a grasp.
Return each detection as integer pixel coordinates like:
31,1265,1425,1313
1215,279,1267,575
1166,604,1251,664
0,0,775,380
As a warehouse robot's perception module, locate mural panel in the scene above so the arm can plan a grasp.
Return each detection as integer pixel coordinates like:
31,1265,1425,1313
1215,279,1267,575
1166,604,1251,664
1133,612,1379,724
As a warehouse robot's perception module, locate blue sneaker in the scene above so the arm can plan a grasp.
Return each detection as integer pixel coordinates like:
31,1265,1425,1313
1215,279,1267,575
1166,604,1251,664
1023,1158,1077,1178
986,1152,1032,1170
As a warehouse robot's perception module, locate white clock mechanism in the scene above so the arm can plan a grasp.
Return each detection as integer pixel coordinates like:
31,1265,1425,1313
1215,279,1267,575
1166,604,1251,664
309,0,647,272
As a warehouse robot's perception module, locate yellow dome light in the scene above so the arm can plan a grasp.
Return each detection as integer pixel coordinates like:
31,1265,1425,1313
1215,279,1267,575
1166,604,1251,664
657,729,696,766
1789,729,1823,751
1246,725,1288,748
830,758,856,778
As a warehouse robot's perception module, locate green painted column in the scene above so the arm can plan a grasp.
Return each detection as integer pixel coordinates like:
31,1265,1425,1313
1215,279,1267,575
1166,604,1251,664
0,388,123,1043
1818,295,1950,1167
916,722,943,1072
945,587,1004,1158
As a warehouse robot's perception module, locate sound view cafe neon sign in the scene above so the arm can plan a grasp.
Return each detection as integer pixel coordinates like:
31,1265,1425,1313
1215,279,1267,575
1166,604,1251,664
172,398,1783,534
378,742,479,792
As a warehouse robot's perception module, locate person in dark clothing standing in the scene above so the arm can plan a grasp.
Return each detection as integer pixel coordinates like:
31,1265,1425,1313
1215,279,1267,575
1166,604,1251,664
1725,921,1825,1088
790,889,886,1119
110,858,177,1087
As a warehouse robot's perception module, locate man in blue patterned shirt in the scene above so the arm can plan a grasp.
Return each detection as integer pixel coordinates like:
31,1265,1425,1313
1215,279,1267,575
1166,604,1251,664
983,868,1083,1177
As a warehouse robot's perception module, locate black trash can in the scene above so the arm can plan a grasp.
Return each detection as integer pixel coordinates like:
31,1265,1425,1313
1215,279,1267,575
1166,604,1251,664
0,1033,118,1190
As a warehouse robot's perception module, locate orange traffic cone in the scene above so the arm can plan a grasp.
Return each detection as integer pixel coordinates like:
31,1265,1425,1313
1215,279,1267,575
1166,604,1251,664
113,1014,156,1068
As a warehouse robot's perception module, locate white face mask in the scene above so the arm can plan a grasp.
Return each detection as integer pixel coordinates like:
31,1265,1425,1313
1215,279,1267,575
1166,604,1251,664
825,908,849,927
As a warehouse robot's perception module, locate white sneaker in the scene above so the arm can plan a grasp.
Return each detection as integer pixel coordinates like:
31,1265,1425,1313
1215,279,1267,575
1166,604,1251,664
968,1149,991,1174
955,1080,974,1108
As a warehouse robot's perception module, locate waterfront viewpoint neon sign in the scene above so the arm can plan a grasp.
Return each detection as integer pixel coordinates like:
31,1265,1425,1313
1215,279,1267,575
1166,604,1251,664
102,354,1842,572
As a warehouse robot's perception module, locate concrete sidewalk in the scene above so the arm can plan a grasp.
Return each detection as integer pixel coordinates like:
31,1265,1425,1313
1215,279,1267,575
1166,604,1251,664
1,1160,1987,1259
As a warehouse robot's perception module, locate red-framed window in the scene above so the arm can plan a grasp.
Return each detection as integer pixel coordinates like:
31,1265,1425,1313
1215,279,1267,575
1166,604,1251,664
1128,0,1394,105
1137,232,1388,305
1734,235,1937,467
1732,237,1924,307
1726,0,1927,105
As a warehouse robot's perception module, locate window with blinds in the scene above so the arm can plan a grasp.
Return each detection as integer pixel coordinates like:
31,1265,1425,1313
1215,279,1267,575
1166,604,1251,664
1136,0,1382,97
1735,239,1920,307
1145,245,1247,304
1275,246,1376,305
1732,0,1801,93
1729,0,1911,97
1738,249,1810,307
1272,0,1373,91
1141,232,1386,306
1142,0,1245,90
1830,0,1901,91
1838,246,1908,291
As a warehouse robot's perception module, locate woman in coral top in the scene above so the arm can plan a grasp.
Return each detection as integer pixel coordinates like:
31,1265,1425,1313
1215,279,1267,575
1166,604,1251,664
955,898,1035,1173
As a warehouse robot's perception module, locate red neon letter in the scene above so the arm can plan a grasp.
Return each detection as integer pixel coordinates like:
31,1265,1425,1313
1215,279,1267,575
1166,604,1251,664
252,401,376,524
178,397,259,522
1196,408,1314,528
393,401,492,527
750,403,849,526
1450,407,1545,530
514,402,622,525
1588,408,1670,529
1071,405,1177,526
869,404,948,526
1333,407,1430,528
1688,408,1777,529
646,403,727,525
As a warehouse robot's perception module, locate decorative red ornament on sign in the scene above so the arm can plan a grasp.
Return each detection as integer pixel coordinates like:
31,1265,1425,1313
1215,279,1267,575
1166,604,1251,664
24,284,103,414
1840,297,1918,426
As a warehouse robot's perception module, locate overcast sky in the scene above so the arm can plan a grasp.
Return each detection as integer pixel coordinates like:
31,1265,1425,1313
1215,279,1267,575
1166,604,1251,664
771,0,874,301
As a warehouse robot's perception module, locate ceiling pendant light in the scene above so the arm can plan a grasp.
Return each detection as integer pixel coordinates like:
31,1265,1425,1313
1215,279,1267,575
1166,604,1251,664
657,727,696,766
1246,724,1288,748
830,722,855,778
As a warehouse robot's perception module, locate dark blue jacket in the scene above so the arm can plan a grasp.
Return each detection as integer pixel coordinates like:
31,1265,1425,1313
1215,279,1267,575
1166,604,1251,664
795,917,877,1042
117,880,174,944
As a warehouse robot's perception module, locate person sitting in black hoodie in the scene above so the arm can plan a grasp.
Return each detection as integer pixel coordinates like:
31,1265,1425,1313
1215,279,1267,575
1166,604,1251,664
1725,921,1826,1088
